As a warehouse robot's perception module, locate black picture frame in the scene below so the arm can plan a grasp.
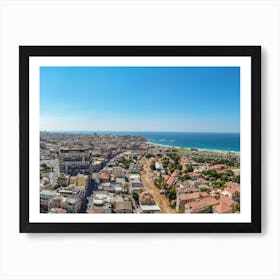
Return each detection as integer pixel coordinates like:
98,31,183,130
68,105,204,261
19,46,261,233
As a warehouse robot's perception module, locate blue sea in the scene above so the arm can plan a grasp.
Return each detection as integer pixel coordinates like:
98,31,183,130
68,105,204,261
52,131,240,152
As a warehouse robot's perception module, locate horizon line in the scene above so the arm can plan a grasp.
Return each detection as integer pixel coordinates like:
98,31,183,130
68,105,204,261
40,130,240,134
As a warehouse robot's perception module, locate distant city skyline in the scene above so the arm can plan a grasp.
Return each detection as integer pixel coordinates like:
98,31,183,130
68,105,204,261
41,130,240,134
40,66,240,132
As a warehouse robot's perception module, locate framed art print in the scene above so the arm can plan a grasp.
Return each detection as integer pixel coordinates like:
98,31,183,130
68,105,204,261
19,46,261,233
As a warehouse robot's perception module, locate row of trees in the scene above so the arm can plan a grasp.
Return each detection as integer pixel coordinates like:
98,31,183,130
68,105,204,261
192,156,240,167
154,176,167,189
202,169,239,183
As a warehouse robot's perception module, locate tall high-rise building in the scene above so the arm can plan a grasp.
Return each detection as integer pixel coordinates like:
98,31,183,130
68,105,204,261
59,148,93,176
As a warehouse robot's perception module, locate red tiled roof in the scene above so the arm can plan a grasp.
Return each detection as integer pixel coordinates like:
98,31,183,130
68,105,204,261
171,170,179,177
189,187,199,193
99,172,110,180
186,197,219,212
188,172,200,177
213,203,232,213
180,158,189,164
178,188,189,194
225,182,240,188
219,196,235,207
225,186,240,194
178,187,199,194
139,192,155,205
185,201,206,212
200,192,210,198
210,164,226,170
166,176,176,186
179,192,200,201
196,178,208,183
201,197,220,207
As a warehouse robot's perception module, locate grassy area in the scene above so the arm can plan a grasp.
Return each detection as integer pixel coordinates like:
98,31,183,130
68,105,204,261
174,147,238,156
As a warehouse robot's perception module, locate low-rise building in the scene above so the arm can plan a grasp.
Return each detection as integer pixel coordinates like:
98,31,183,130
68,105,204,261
49,207,67,214
155,162,164,170
99,171,110,183
114,201,133,213
76,173,89,187
87,192,112,213
188,172,201,180
185,197,219,213
40,189,57,213
213,203,232,214
46,184,86,213
92,160,103,172
139,192,161,213
131,180,144,192
103,182,123,193
57,173,70,187
223,186,240,200
115,177,127,185
193,164,209,172
112,166,126,178
194,178,209,186
219,196,235,207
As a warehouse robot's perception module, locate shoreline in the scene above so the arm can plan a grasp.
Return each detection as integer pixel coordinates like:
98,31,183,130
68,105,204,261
40,131,240,155
147,141,240,155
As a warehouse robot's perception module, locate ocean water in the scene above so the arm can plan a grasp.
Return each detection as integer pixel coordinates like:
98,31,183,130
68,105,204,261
53,131,240,152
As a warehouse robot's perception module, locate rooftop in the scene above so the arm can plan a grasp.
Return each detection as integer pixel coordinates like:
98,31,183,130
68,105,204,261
213,203,232,213
219,196,235,207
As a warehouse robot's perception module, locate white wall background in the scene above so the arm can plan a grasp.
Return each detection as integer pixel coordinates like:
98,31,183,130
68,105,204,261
0,0,279,279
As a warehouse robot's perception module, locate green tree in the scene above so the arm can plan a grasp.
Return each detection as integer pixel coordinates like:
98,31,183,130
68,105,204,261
132,193,139,202
233,175,240,184
166,186,176,201
232,202,240,212
181,174,190,180
199,186,208,192
186,164,193,172
203,205,213,213
179,204,185,213
220,175,229,182
206,169,219,179
145,153,154,159
162,160,169,168
150,162,156,170
212,181,225,189
225,170,234,177
168,162,176,173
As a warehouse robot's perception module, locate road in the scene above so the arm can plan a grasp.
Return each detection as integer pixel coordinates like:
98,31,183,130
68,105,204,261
139,158,176,213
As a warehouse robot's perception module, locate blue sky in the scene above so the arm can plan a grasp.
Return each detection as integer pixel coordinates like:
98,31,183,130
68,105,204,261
40,66,240,132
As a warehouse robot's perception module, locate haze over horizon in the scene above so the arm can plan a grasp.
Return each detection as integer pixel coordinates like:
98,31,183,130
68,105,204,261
41,130,240,134
40,66,240,133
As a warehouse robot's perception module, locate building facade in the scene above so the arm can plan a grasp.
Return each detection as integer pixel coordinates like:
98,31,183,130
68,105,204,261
59,148,93,176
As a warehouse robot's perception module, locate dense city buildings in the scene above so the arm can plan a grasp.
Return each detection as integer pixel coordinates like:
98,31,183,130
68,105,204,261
59,148,93,175
40,132,240,214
